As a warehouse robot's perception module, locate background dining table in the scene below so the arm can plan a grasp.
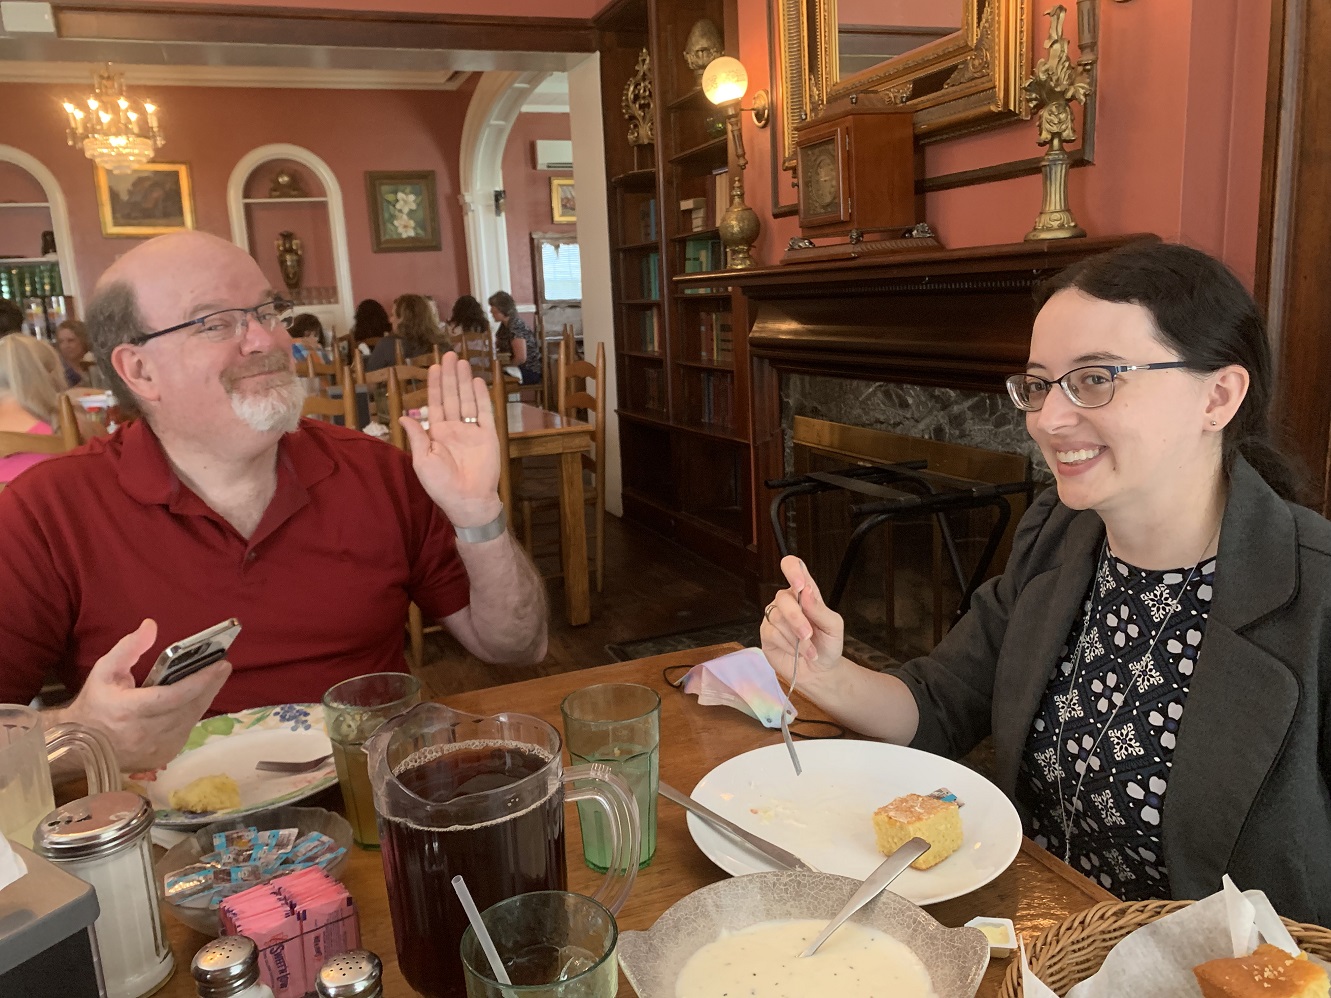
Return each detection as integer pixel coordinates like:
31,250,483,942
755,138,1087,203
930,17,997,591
155,642,1113,997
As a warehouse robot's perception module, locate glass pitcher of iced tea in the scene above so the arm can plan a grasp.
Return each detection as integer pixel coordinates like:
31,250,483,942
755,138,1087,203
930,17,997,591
366,702,640,998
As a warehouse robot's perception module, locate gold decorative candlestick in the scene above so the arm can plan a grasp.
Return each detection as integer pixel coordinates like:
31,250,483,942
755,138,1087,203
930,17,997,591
1024,6,1093,241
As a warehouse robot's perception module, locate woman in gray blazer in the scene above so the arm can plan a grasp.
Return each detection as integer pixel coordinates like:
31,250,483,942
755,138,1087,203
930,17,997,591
762,242,1331,925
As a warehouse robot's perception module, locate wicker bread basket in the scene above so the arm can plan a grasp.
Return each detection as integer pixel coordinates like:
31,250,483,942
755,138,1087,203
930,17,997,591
998,899,1331,998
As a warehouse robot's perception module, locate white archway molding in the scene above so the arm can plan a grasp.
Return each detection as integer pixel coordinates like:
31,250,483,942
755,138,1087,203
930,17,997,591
0,145,82,307
458,70,550,306
226,143,353,331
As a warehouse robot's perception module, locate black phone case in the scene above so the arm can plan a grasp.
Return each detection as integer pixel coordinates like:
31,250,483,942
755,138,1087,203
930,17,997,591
160,647,229,685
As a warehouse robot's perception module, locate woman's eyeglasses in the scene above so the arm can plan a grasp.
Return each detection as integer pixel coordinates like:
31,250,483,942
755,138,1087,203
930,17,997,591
1006,361,1190,411
130,298,295,347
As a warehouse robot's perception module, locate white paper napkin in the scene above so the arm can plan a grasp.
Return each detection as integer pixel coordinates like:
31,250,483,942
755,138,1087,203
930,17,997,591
0,834,29,893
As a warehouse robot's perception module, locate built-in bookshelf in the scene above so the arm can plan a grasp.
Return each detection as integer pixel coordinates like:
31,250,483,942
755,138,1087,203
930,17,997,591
597,0,753,576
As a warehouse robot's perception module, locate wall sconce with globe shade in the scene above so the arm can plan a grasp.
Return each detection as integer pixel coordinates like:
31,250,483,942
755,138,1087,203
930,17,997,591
702,56,769,270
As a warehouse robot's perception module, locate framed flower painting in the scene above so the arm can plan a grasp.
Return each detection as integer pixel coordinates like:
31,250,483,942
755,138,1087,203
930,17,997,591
366,170,441,252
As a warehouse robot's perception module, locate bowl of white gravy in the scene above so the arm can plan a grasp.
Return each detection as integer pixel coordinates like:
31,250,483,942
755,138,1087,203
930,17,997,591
619,871,989,998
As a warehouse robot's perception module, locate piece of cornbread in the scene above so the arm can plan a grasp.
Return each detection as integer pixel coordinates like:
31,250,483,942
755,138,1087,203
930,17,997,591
1194,944,1330,998
872,793,962,870
168,773,241,813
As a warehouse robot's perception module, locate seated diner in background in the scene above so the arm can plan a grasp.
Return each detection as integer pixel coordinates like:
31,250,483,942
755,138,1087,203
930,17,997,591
55,318,99,388
762,242,1331,925
0,332,72,484
488,289,541,386
287,311,327,362
350,296,391,357
363,293,439,373
0,230,548,773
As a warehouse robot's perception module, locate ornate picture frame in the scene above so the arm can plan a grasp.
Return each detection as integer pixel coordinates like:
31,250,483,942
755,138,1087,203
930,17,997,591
366,170,441,253
551,177,576,223
95,162,195,238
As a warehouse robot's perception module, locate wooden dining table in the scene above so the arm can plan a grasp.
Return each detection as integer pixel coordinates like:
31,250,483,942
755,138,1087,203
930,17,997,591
156,643,1112,997
506,401,595,627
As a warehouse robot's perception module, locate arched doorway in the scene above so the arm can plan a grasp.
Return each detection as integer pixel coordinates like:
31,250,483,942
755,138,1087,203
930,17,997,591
0,146,82,307
226,144,353,333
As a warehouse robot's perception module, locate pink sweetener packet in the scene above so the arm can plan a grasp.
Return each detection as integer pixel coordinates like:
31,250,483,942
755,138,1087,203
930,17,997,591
235,899,306,998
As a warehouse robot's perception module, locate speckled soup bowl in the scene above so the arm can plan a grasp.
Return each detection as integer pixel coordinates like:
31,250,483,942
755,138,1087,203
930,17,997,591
618,870,989,998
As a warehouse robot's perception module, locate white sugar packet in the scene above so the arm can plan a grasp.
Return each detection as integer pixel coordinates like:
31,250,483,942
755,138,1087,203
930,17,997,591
1020,877,1311,998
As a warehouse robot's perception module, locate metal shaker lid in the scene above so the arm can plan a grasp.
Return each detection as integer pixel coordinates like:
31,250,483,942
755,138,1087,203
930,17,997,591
191,935,260,997
316,950,384,998
32,791,153,860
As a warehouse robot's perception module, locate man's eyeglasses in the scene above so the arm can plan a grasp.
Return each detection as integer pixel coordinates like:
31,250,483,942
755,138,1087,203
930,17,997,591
1006,361,1191,411
129,298,294,347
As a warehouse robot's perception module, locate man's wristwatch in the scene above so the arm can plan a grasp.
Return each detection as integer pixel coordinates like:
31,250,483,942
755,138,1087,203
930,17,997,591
454,505,507,544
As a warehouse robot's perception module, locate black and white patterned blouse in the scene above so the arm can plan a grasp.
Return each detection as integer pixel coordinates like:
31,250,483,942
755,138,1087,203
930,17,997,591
1017,549,1216,899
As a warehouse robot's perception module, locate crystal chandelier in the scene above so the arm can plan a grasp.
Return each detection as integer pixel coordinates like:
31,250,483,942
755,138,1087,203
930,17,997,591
61,64,163,174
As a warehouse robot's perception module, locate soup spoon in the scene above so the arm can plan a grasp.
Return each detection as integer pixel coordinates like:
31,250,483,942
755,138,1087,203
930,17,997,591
798,837,930,958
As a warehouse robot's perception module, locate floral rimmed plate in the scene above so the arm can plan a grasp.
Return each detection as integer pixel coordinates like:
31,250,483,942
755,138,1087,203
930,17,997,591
134,704,337,829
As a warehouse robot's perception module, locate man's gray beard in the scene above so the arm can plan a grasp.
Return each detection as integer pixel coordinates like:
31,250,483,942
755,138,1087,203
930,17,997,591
227,375,307,433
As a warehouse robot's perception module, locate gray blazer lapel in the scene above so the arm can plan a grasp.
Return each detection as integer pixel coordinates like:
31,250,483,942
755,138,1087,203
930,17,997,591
1161,458,1301,896
992,507,1104,794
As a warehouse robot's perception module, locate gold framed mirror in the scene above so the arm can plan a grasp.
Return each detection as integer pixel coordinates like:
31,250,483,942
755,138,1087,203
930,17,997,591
773,0,1034,183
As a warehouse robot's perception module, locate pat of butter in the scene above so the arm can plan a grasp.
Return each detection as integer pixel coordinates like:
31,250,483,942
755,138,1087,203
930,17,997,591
965,917,1017,959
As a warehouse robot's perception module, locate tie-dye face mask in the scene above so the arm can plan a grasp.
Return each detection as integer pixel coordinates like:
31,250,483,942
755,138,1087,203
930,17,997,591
680,647,796,730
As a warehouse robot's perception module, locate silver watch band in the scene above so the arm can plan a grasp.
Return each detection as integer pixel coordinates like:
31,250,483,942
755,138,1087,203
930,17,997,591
453,505,507,544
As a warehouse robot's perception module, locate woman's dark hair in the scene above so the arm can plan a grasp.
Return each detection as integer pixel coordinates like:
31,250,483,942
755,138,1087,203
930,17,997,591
392,293,440,356
449,294,490,333
351,298,391,343
487,290,517,321
288,313,323,339
1036,241,1301,501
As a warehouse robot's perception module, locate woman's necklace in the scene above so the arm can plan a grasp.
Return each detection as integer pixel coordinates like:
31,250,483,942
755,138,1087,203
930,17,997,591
1051,530,1217,864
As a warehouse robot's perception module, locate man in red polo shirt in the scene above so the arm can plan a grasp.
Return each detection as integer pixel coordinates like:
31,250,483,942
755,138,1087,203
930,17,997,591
0,231,547,772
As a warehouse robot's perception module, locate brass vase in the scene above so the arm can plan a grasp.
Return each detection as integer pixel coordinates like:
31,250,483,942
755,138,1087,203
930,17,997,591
276,230,303,293
719,176,760,270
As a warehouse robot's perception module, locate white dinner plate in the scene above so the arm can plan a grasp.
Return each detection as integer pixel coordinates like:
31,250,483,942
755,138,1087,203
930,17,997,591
687,740,1023,906
134,704,337,829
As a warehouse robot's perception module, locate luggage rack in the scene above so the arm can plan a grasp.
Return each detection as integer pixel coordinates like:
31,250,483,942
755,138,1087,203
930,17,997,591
766,462,1034,620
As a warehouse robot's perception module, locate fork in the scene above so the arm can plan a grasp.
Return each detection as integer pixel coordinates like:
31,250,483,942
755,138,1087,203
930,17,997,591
255,753,333,774
780,596,803,776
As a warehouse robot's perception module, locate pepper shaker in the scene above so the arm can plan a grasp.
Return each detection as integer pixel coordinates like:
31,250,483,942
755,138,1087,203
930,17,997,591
33,791,175,998
191,936,274,998
315,950,384,998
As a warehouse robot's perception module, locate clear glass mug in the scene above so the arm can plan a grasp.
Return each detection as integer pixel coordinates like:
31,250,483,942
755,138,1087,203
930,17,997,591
460,891,618,998
366,702,640,998
0,704,119,845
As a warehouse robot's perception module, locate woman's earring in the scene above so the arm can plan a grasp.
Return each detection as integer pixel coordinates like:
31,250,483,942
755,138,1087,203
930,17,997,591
1210,420,1218,427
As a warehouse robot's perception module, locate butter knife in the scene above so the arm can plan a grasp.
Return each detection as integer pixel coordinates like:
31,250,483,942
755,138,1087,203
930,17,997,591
659,781,819,873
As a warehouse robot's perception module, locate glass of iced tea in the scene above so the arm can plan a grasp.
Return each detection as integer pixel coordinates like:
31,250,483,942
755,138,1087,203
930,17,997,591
560,684,660,871
322,673,421,848
460,891,618,998
366,702,640,998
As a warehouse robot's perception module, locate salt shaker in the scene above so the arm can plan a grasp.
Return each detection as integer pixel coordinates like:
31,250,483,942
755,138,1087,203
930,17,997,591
191,936,274,998
33,791,175,998
315,950,384,998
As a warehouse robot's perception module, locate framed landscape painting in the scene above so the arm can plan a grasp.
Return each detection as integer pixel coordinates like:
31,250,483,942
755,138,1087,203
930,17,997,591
551,177,576,223
366,170,441,252
95,162,195,237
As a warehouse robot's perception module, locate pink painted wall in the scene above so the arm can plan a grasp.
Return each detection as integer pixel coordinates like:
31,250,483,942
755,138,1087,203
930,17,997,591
501,111,575,309
109,0,600,14
732,0,1272,288
0,81,477,315
837,0,963,28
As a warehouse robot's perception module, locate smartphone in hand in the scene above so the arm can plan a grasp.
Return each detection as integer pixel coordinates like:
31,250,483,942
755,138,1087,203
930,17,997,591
142,618,241,687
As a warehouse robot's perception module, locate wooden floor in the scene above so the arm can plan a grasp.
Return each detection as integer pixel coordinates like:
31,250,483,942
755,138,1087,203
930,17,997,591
415,509,759,700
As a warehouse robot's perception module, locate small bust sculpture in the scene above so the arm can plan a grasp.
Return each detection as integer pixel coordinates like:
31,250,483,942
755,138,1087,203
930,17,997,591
683,19,724,82
268,168,307,199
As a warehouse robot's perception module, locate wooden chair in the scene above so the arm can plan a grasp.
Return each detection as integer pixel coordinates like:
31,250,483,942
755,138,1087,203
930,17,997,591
517,339,606,592
0,397,82,488
302,352,343,389
389,361,512,670
409,346,443,368
300,368,357,428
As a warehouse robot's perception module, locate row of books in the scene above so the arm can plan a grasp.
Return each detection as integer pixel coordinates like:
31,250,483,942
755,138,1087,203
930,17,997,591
678,168,731,232
638,252,661,300
640,366,665,413
695,369,735,430
698,311,734,363
638,199,658,242
633,308,662,353
682,238,724,287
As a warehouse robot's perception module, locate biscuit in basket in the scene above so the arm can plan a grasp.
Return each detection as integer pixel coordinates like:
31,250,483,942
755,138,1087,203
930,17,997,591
1193,943,1330,998
872,793,961,870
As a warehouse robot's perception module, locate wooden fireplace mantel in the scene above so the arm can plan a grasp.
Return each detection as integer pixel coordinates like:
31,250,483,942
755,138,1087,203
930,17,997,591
670,232,1157,594
675,233,1158,391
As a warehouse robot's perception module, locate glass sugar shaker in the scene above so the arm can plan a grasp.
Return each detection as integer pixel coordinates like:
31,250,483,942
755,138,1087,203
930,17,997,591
33,791,175,998
192,936,274,998
315,950,384,998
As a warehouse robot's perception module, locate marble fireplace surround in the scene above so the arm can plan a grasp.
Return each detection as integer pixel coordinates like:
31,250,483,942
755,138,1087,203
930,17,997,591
685,234,1154,591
